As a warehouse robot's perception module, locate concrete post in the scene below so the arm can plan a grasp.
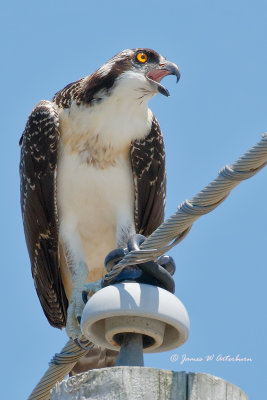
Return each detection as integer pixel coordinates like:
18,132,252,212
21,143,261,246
51,367,248,400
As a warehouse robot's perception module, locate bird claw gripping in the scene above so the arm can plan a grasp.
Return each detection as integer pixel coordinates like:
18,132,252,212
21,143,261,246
102,234,176,293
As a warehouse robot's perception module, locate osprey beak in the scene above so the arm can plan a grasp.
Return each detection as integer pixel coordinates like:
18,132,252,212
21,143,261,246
146,61,180,97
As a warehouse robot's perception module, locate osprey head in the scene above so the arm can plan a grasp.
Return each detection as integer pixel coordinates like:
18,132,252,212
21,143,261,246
80,49,180,104
129,48,180,97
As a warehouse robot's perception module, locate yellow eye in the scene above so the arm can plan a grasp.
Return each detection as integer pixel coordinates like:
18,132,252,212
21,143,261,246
136,52,148,63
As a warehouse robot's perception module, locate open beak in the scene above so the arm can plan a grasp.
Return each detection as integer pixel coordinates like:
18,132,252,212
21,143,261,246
146,61,180,97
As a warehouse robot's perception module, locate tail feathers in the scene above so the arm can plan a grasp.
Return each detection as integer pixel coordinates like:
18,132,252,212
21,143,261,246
69,347,118,376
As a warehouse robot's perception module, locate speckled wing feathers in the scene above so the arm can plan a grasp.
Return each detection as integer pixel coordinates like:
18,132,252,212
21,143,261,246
53,79,83,109
130,116,166,236
20,100,68,328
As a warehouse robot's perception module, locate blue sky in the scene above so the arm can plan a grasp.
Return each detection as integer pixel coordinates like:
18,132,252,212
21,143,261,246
1,1,267,399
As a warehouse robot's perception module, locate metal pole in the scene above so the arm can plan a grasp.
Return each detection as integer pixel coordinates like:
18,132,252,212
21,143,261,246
115,333,144,366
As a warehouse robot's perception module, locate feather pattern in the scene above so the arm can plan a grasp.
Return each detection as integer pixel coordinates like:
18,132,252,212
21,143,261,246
131,115,166,236
20,100,68,328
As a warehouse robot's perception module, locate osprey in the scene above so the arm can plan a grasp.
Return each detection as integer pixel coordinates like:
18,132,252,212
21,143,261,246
20,48,180,371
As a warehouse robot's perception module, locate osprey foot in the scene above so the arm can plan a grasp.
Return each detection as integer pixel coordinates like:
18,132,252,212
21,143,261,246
66,288,86,341
102,234,176,293
74,338,93,350
82,279,102,304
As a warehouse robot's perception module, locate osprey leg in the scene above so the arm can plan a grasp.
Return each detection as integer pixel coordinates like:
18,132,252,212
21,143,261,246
66,261,89,341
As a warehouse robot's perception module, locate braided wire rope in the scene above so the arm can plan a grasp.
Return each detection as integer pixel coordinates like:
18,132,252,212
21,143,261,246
27,132,267,399
104,132,267,281
28,337,92,400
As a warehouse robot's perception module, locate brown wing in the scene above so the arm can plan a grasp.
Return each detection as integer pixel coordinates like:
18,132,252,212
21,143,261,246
130,115,166,237
20,100,68,328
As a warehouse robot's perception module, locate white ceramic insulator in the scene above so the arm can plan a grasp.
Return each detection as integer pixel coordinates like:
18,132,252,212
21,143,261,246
81,283,190,353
